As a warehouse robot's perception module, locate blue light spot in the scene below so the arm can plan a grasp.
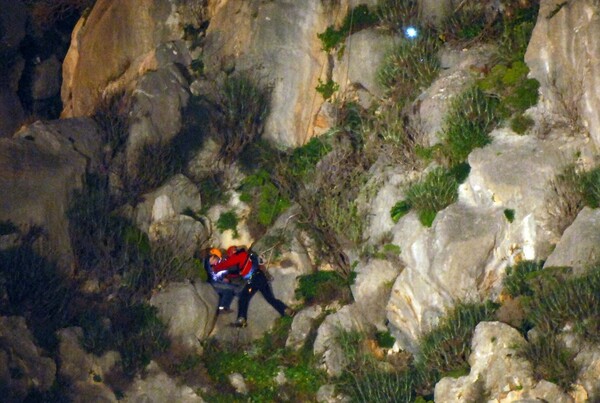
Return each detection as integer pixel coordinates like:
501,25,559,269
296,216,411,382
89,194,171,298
405,26,418,39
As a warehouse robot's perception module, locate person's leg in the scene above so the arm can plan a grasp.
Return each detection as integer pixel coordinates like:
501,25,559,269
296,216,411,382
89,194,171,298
219,289,234,311
235,284,257,326
254,271,287,316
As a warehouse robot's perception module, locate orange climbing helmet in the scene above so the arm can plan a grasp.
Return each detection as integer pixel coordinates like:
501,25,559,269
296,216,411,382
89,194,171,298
209,248,222,259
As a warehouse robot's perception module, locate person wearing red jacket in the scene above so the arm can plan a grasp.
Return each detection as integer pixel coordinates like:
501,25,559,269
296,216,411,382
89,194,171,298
213,245,294,327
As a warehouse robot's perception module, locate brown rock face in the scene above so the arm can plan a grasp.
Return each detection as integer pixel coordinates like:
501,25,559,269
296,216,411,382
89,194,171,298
61,0,185,118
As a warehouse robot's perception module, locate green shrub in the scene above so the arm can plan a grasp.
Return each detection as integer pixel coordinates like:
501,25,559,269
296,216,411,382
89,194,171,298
239,169,290,233
216,210,239,238
376,0,418,33
517,333,580,392
417,301,498,377
390,200,411,223
510,114,534,134
400,167,460,227
318,4,378,52
377,35,440,105
503,260,544,298
578,166,600,208
496,4,539,64
524,266,600,343
503,208,515,222
439,86,499,166
440,2,490,42
376,330,396,348
316,78,339,100
295,270,354,305
287,135,332,181
212,72,271,163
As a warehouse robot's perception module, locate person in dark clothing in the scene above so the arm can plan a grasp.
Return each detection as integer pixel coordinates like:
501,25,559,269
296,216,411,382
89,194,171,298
204,248,238,314
213,245,294,327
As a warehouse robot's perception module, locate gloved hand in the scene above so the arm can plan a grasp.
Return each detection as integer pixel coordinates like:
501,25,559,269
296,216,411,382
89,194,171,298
213,270,228,281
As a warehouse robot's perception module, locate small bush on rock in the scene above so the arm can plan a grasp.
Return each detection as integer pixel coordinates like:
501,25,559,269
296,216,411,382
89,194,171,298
212,73,271,164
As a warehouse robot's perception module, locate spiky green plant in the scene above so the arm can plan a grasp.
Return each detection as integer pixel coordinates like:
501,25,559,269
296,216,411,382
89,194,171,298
440,86,499,166
503,260,544,298
517,333,580,392
377,35,440,105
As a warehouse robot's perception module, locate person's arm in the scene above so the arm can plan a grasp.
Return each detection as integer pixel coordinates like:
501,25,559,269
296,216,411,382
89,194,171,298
213,254,243,275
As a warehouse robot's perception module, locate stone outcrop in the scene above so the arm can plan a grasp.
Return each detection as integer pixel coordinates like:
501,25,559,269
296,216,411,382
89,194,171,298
0,118,103,270
56,327,119,402
149,281,218,352
544,207,600,274
61,0,197,118
203,0,382,146
123,360,204,403
0,316,56,401
387,204,506,353
525,0,600,146
351,258,401,331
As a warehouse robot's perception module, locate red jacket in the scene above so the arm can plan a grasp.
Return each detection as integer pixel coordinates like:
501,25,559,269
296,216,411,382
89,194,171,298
213,250,254,278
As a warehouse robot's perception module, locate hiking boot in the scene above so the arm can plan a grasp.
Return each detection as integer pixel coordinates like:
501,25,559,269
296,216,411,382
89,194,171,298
232,317,247,328
284,307,296,317
218,306,233,314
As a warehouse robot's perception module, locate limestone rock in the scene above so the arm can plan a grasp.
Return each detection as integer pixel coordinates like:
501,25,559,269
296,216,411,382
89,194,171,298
414,45,496,146
387,204,506,353
0,316,56,400
203,1,380,146
463,129,577,254
332,29,397,108
150,281,218,352
0,86,26,138
0,118,103,271
434,321,575,403
544,207,600,274
351,259,401,330
133,174,203,234
525,0,600,145
317,384,350,403
32,56,62,101
123,361,204,403
148,216,209,260
228,372,248,395
61,0,195,118
127,54,190,163
314,304,370,376
286,305,323,350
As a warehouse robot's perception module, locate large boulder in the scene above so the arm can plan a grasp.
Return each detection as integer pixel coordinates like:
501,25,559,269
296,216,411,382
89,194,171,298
0,118,103,270
544,207,600,274
332,29,397,108
525,0,600,146
351,258,401,331
150,281,218,352
0,316,56,401
203,0,377,146
56,327,119,402
61,0,197,118
434,321,573,403
123,361,204,403
387,204,506,353
313,304,371,377
133,174,203,234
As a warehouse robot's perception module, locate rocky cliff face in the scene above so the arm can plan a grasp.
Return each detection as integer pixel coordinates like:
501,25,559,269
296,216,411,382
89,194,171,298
2,0,600,401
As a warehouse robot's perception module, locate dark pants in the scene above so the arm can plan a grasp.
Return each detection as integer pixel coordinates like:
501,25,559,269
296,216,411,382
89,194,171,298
211,282,237,309
238,270,287,320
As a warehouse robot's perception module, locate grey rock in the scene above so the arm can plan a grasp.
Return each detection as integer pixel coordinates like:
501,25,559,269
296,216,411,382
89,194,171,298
32,56,62,101
122,361,204,403
286,305,323,350
0,86,25,137
351,259,401,330
0,316,56,400
388,204,506,353
525,0,600,145
332,29,397,107
133,174,203,234
150,281,218,351
544,207,600,274
0,118,103,271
